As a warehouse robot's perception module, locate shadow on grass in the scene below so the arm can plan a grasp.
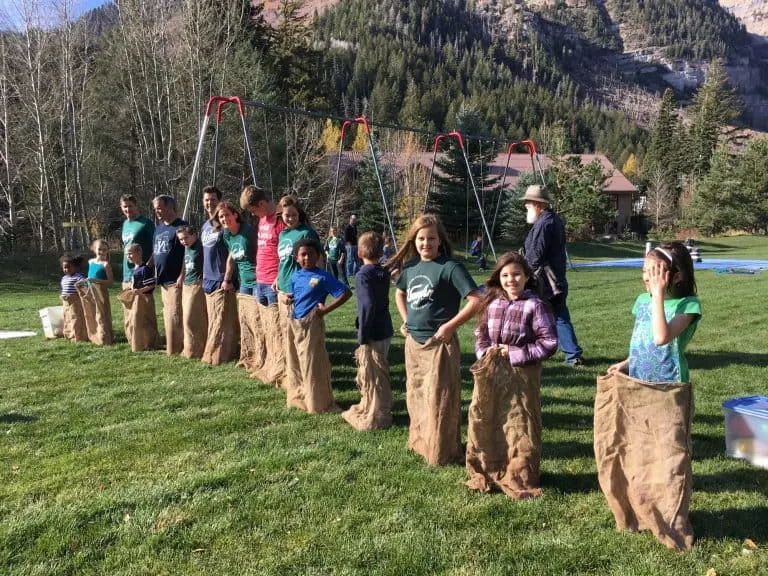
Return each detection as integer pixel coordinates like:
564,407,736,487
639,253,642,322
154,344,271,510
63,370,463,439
540,471,600,494
0,412,37,424
693,433,726,461
689,351,768,370
694,468,768,493
545,440,594,460
692,506,768,541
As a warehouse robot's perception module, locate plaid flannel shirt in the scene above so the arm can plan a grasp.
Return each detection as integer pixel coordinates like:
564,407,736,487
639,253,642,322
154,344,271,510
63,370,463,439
474,289,558,366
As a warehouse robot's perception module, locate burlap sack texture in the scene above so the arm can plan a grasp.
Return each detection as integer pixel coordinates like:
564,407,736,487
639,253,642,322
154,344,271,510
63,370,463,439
117,289,160,352
182,283,208,359
284,309,339,414
465,348,543,499
594,371,694,551
161,284,183,355
342,339,392,431
76,283,114,346
249,303,286,387
404,334,463,466
201,289,239,365
121,282,133,343
237,293,266,373
61,293,88,342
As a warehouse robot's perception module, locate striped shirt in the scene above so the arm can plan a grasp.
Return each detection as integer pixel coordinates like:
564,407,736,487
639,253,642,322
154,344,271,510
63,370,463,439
131,264,156,293
61,273,84,296
474,289,558,366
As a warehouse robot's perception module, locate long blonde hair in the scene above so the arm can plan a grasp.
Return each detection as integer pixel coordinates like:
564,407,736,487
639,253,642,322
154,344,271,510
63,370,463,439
387,214,453,272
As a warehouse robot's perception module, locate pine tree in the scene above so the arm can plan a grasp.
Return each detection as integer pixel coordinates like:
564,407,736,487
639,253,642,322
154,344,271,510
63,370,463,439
353,139,390,235
689,59,742,179
428,107,498,247
687,143,739,235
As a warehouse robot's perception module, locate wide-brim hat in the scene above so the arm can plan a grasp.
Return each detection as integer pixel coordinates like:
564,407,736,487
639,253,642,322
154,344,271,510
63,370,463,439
521,184,551,204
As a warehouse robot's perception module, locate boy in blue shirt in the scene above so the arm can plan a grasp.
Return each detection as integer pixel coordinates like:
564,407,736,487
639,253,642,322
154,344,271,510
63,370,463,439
285,238,351,414
342,231,395,431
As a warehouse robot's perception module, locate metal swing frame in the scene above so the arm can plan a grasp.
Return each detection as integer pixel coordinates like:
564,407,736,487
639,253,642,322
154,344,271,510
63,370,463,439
328,116,399,251
183,96,259,221
422,131,497,260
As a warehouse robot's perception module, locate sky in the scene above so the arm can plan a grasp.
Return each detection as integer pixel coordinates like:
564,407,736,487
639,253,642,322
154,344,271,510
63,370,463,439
0,0,109,29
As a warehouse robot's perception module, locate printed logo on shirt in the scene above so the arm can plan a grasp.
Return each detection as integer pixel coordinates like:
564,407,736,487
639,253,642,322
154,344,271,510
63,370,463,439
407,275,434,309
309,276,321,287
154,234,171,254
184,254,195,272
278,238,294,262
230,244,246,261
201,227,220,247
122,232,135,249
258,221,278,249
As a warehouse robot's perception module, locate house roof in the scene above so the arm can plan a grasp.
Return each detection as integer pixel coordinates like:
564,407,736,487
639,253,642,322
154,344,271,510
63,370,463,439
328,151,637,195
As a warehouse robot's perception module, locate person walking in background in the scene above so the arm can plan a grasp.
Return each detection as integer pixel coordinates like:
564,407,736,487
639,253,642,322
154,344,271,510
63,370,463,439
522,185,584,367
152,194,187,356
344,214,359,281
324,226,345,283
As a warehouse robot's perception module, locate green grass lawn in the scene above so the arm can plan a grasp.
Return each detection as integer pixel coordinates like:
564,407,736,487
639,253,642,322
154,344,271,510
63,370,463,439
1,238,767,575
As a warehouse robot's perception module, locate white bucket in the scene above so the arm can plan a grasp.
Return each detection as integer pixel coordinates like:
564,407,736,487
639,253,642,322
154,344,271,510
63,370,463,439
39,306,64,338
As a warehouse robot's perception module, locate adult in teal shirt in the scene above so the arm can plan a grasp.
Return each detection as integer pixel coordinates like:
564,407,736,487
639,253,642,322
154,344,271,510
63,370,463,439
218,201,257,295
120,194,154,286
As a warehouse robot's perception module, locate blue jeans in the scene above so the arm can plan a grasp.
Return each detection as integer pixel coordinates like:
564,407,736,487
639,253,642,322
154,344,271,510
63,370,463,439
240,285,258,296
203,279,222,294
550,294,583,363
255,282,278,305
345,244,359,278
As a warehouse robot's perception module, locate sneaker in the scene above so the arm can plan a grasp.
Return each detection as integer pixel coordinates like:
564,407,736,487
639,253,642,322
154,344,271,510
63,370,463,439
567,357,585,368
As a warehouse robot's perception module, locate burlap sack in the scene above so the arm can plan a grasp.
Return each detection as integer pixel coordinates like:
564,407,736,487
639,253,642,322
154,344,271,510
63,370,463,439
594,371,694,551
249,303,286,387
342,339,392,431
284,310,338,414
465,348,543,499
201,289,239,365
404,334,463,466
182,283,208,359
237,293,266,373
121,281,133,343
117,289,160,352
160,284,183,355
76,283,114,345
61,294,88,342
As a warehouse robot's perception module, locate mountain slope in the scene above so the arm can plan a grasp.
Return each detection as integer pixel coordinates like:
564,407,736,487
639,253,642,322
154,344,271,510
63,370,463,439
719,0,768,37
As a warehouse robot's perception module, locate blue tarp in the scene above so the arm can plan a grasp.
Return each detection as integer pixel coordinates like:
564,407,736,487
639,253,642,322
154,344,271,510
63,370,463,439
574,258,768,271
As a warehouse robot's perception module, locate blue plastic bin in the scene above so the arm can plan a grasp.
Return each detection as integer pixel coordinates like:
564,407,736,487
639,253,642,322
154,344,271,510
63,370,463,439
722,396,768,469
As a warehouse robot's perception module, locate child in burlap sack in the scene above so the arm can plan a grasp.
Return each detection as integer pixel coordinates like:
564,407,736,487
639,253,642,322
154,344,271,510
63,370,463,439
342,231,394,431
76,239,115,345
284,238,351,413
468,251,557,499
118,243,159,351
177,225,207,359
60,253,87,342
598,242,701,551
389,214,482,466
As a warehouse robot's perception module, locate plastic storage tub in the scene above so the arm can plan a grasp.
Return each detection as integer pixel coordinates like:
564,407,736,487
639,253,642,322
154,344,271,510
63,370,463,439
723,396,768,469
39,306,64,339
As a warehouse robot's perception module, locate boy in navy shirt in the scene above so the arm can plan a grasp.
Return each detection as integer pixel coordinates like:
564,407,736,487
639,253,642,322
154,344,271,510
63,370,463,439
122,243,160,351
342,231,395,431
285,238,351,414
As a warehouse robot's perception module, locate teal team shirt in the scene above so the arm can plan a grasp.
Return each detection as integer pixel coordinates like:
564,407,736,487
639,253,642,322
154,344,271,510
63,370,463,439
628,293,702,383
396,255,478,344
183,239,203,285
223,223,257,289
325,236,342,262
277,226,320,292
121,216,155,283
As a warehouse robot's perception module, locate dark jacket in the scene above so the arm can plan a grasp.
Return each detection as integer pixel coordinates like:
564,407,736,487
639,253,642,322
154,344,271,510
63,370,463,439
523,209,568,300
355,263,394,344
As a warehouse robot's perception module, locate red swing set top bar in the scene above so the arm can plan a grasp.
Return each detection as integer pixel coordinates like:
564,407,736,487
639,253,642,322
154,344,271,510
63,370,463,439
205,95,246,119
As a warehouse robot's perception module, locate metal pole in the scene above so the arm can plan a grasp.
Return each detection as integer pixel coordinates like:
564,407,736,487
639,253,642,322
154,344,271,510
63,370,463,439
183,113,212,221
329,120,351,231
366,126,399,251
422,135,445,212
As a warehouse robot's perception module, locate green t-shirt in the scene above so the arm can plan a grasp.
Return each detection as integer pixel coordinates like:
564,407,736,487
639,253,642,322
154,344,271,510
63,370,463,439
277,226,320,292
223,223,257,289
396,256,478,344
325,236,342,261
628,293,702,383
121,216,155,283
183,239,203,285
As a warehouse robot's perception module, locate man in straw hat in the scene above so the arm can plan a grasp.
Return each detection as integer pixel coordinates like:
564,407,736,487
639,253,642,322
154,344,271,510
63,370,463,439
522,184,585,367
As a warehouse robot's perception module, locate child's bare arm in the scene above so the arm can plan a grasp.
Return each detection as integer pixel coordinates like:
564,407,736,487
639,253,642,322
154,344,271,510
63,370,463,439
317,287,352,316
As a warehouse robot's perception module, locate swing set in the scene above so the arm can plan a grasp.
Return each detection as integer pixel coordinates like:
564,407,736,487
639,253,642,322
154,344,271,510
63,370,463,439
182,96,551,265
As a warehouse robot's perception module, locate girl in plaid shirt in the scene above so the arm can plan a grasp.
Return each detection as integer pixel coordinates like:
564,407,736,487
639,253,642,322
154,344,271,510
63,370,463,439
475,252,557,364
